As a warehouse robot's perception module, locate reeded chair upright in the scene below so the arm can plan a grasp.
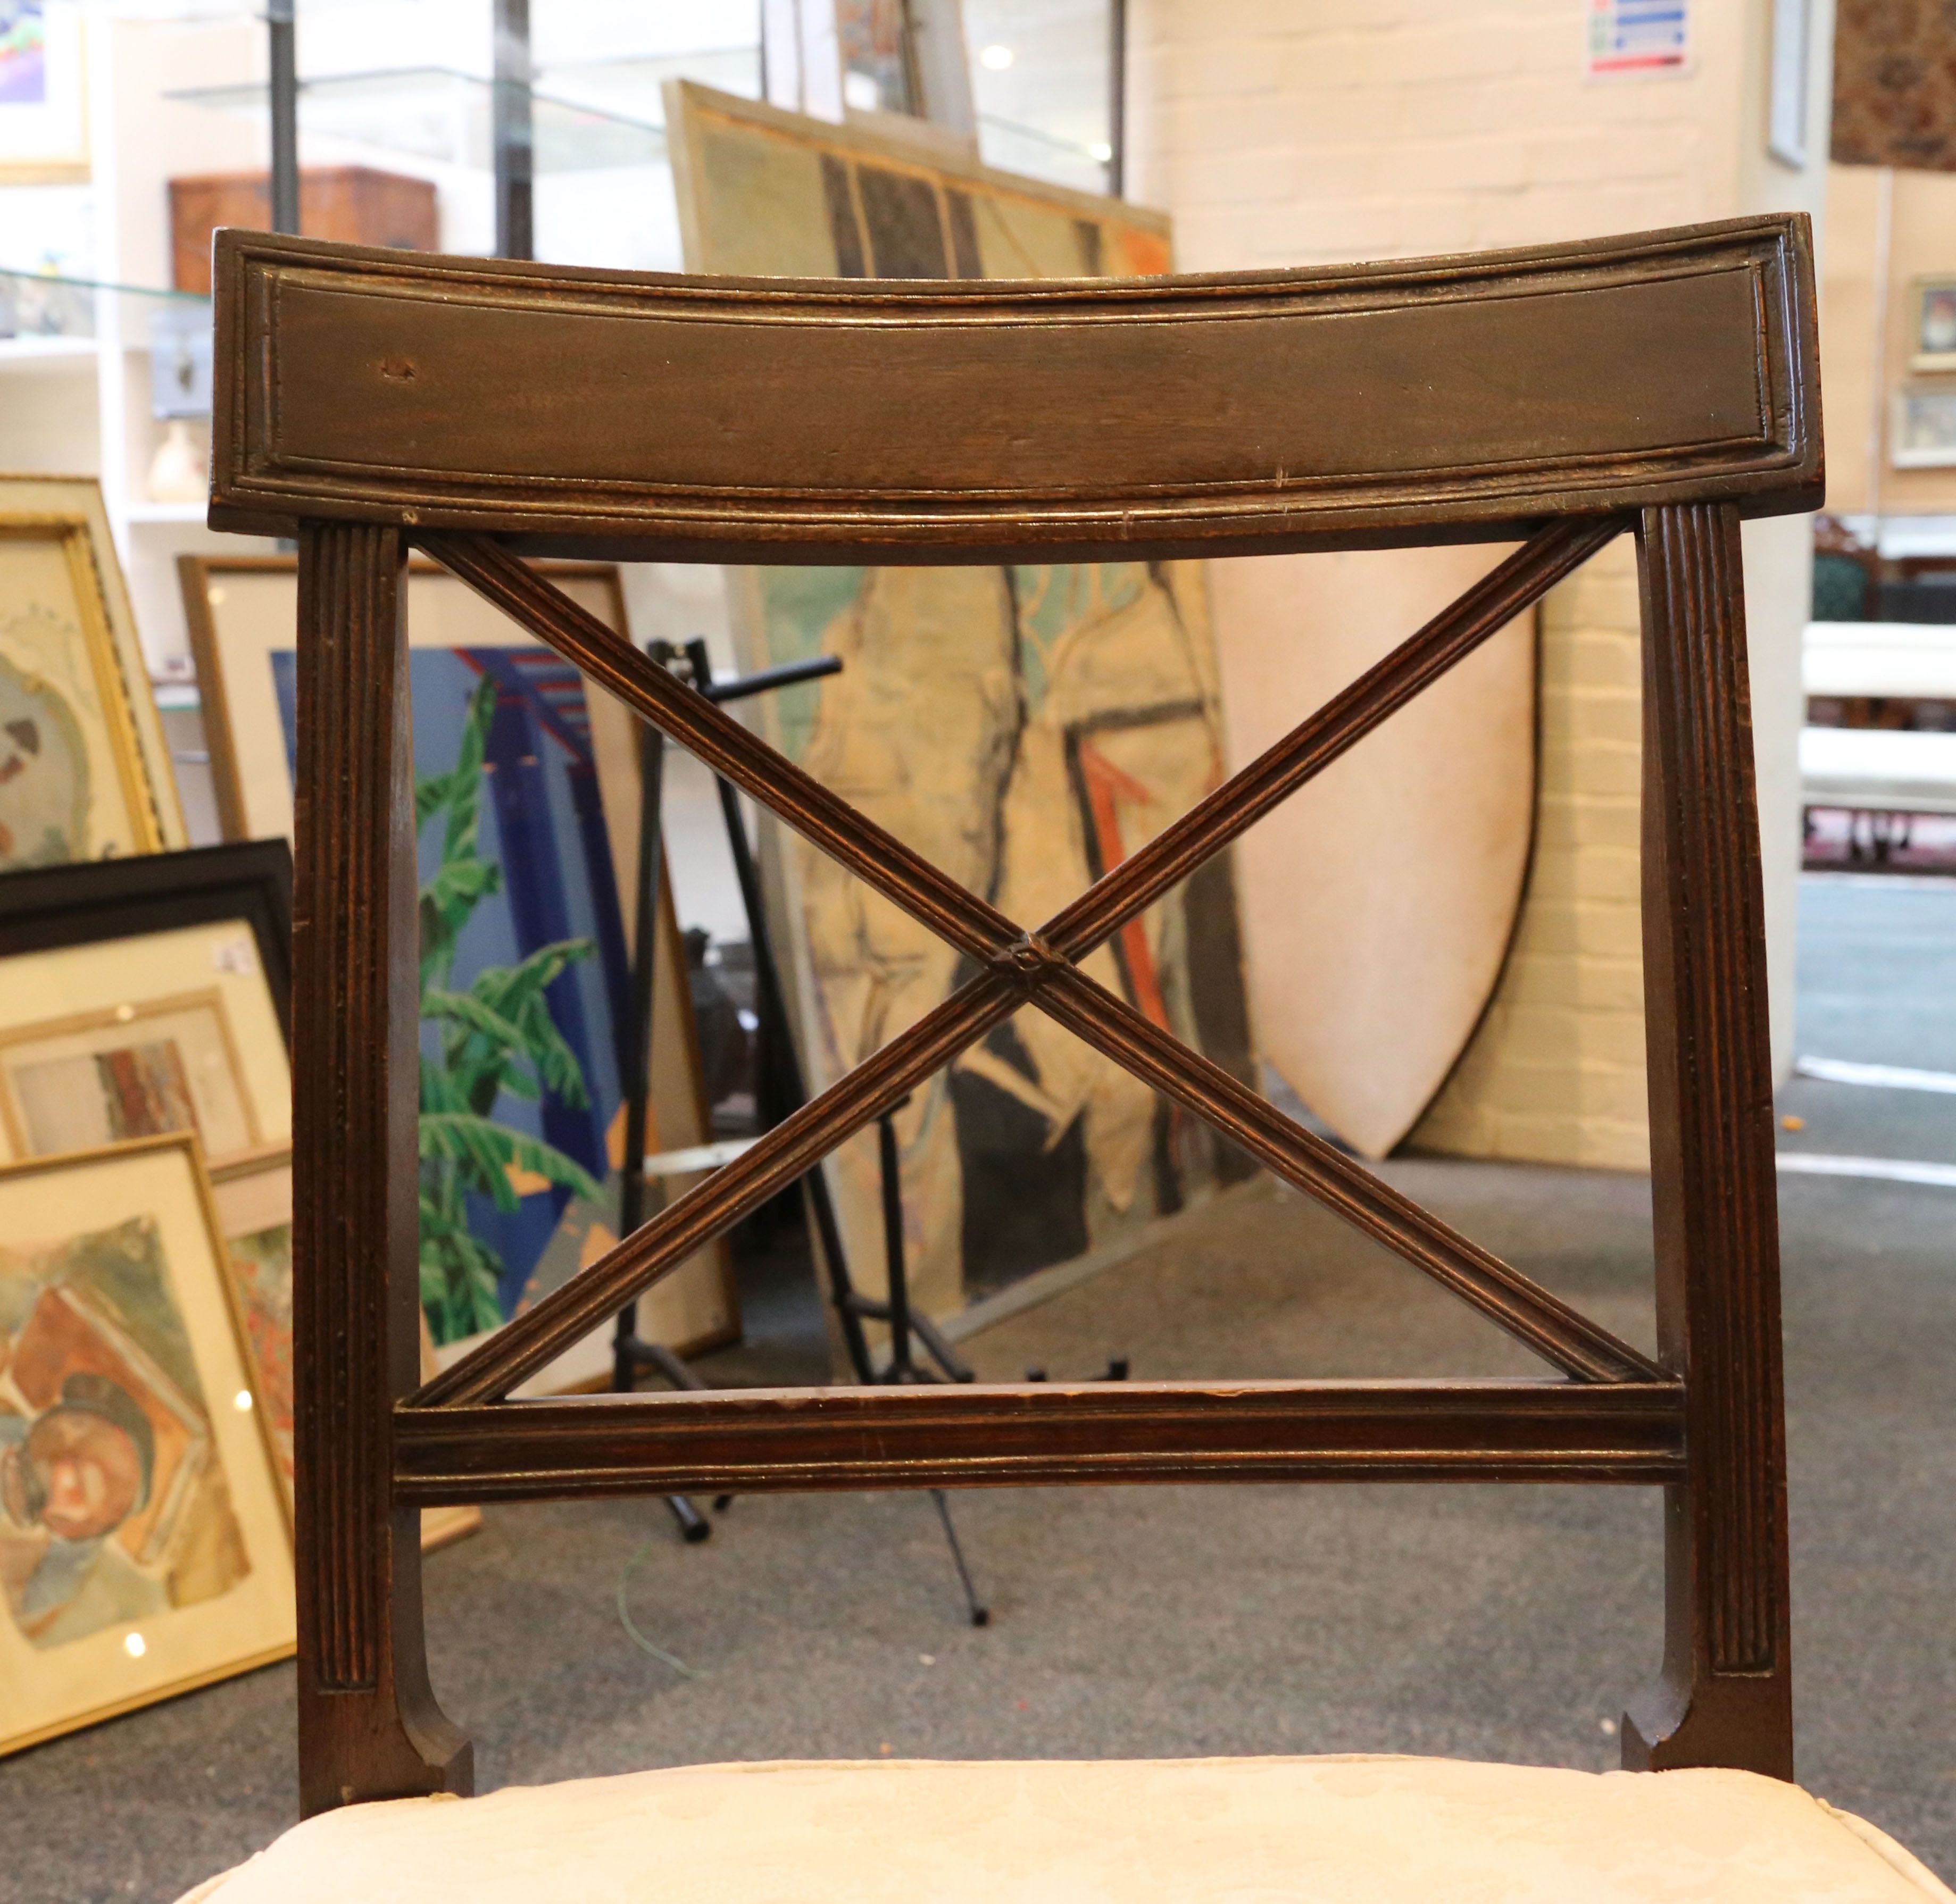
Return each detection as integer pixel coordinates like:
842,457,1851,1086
181,214,1951,1901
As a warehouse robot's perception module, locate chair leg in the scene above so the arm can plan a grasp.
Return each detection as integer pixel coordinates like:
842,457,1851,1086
1621,504,1794,1781
293,523,472,1815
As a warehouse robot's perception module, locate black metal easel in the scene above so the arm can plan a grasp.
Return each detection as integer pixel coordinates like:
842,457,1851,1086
632,639,988,1623
873,1098,988,1625
608,641,843,1541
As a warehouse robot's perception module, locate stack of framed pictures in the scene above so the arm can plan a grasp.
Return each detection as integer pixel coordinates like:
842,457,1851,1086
0,844,298,1755
178,555,738,1389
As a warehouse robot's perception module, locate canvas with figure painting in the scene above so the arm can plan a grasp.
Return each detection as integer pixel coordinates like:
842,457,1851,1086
668,84,1257,1324
0,1135,293,1756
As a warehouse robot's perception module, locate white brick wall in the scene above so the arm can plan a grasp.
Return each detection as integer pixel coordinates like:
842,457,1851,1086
1412,539,1651,1168
1128,0,1832,1167
1128,0,1739,274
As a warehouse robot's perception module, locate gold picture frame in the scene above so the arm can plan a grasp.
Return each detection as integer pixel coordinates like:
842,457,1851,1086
0,1133,295,1757
0,475,185,870
0,924,289,1172
204,1143,295,1499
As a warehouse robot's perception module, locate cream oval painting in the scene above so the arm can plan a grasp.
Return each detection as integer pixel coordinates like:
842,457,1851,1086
1212,546,1535,1160
0,647,89,871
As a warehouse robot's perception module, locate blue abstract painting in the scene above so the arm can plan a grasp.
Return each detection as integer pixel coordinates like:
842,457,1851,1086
274,646,630,1344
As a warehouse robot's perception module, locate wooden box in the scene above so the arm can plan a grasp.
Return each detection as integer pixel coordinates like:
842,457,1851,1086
169,167,438,295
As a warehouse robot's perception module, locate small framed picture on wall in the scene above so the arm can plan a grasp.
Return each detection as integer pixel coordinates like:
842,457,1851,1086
1911,278,1956,372
1894,386,1956,468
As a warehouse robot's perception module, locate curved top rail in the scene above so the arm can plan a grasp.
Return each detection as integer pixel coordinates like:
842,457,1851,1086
209,214,1819,564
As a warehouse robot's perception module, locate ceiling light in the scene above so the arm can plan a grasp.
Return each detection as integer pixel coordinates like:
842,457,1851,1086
125,1632,147,1658
1089,140,1113,162
979,43,1014,71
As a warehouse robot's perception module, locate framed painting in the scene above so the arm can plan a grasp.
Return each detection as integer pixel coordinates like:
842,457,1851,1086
0,841,293,1174
0,1132,295,1756
204,1145,293,1490
0,845,475,1547
1895,387,1956,469
0,476,185,870
0,1,88,182
179,556,738,1385
207,1144,481,1550
1910,277,1956,374
668,82,1256,1325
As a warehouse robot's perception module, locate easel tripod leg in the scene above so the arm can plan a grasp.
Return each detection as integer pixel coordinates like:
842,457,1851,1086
931,1490,989,1627
613,678,711,1540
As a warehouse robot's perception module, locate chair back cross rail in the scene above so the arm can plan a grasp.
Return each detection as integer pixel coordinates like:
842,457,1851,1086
209,214,1816,1816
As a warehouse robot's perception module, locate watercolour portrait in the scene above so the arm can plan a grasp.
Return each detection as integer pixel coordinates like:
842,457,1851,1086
206,1147,293,1492
0,1135,294,1756
0,478,185,870
180,559,736,1381
668,83,1256,1322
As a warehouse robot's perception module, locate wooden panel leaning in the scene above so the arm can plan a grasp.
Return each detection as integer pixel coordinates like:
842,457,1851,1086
205,213,1819,1813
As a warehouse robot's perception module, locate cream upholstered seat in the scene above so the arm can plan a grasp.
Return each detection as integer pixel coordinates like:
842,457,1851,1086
179,1756,1950,1903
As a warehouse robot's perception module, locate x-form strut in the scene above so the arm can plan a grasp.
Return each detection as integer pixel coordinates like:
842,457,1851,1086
407,515,1660,1416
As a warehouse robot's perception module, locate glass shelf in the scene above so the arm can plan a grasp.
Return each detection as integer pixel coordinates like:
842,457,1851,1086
0,266,209,345
168,66,671,174
536,46,762,125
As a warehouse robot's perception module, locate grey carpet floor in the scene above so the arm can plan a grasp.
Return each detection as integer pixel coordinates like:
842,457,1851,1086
10,873,1954,1903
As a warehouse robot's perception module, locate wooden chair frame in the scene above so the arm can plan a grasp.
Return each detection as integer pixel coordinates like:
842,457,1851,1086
206,213,1821,1816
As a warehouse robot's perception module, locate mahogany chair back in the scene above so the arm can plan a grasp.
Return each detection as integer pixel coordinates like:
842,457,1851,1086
205,214,1821,1814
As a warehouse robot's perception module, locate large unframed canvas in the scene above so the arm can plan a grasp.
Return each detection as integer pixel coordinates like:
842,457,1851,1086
1210,547,1537,1161
669,84,1256,1322
181,559,736,1382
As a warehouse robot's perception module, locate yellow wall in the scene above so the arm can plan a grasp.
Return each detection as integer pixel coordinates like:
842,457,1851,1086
1822,163,1956,519
1413,541,1649,1167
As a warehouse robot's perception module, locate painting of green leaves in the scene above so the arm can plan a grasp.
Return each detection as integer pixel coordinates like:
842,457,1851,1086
275,647,630,1347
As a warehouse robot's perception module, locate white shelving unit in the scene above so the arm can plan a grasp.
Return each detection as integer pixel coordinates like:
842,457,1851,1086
0,5,768,680
0,1,1098,680
0,8,265,679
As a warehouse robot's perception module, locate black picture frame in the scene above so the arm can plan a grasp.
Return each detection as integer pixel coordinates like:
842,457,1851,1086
0,841,294,1048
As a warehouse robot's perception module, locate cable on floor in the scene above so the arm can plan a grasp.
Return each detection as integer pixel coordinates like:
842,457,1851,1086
616,1535,696,1677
